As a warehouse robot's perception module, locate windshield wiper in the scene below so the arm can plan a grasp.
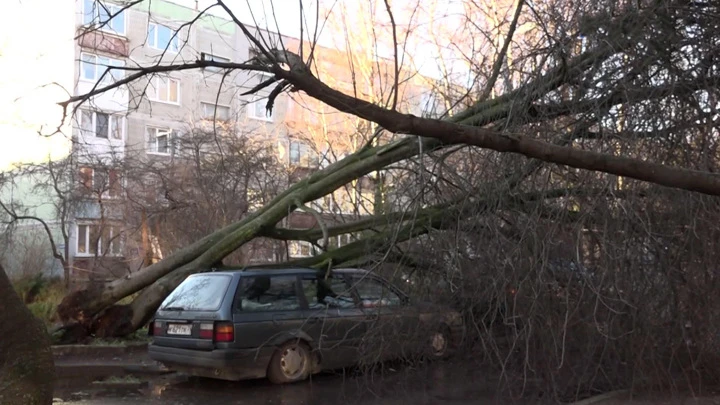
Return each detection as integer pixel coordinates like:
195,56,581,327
163,306,185,311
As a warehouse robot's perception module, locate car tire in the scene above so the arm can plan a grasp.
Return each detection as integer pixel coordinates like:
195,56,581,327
267,340,312,384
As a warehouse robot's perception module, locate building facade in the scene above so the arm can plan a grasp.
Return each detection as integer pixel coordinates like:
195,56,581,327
1,0,444,284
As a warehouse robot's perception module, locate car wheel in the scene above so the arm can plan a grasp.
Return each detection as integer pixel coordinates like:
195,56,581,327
267,340,312,384
428,326,451,359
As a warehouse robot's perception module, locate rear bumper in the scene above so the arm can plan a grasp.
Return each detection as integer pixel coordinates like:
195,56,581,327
148,343,274,381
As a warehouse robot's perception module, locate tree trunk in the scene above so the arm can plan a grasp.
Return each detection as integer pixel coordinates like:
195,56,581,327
0,265,55,405
141,209,152,267
57,29,634,339
56,217,248,326
63,242,71,289
56,30,588,338
84,137,443,337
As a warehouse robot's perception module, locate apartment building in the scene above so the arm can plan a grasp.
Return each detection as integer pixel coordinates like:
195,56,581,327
1,0,445,283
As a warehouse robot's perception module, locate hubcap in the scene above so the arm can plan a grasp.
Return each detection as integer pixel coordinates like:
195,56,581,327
280,346,306,378
431,332,447,355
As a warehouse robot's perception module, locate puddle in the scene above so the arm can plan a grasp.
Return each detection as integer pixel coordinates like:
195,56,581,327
54,361,503,405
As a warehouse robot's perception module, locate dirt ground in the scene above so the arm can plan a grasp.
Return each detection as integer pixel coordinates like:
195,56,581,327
53,357,720,405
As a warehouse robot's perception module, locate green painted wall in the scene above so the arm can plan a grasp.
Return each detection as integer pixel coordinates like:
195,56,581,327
134,0,235,35
0,171,66,279
1,171,59,222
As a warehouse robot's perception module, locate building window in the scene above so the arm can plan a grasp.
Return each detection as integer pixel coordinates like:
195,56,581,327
82,0,126,35
148,23,179,53
325,233,358,249
146,127,174,155
148,76,180,104
201,53,230,72
247,96,273,121
76,223,123,257
289,140,319,167
80,52,124,84
201,102,230,120
78,166,123,198
79,110,124,140
337,233,356,247
288,241,314,258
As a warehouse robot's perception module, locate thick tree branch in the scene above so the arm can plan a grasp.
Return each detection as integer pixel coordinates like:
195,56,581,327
294,198,329,249
264,51,720,196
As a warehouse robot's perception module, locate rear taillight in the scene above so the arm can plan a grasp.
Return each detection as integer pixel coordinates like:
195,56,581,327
214,322,234,342
152,320,162,336
199,322,214,339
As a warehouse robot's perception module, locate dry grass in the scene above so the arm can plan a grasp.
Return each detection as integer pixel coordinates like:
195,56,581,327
12,274,66,327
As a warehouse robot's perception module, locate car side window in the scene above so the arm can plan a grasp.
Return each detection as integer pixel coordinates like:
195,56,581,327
238,275,300,312
302,276,357,309
351,277,403,308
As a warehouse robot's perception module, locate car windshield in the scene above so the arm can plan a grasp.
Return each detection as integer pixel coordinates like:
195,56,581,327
160,274,231,311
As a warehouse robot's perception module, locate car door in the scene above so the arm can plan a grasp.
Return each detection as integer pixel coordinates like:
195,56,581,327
232,274,306,351
299,273,368,370
349,275,421,362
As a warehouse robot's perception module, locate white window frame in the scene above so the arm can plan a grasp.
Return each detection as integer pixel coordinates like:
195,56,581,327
201,102,230,121
247,95,274,122
288,140,319,167
148,76,180,104
75,223,123,257
79,110,125,140
337,233,356,247
288,240,314,258
80,52,125,84
82,0,127,36
78,166,124,199
146,127,174,155
320,234,357,250
147,22,180,53
201,52,230,72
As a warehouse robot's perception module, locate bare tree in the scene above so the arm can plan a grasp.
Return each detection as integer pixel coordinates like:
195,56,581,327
1,0,719,400
49,0,720,336
123,123,287,268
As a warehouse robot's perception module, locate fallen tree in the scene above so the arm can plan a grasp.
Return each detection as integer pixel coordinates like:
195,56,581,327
52,0,720,340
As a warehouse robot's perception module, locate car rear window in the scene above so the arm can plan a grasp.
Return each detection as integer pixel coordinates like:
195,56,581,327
160,274,232,311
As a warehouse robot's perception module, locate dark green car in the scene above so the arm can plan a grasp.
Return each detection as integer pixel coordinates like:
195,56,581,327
148,267,464,384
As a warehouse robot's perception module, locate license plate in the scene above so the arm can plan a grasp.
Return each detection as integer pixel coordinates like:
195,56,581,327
167,323,192,335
